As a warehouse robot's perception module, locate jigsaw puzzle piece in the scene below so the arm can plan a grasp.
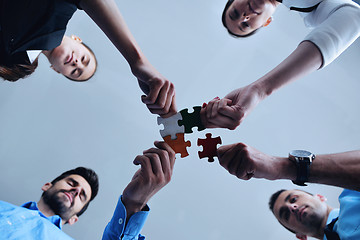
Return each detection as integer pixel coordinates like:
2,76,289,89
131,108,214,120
163,133,191,158
197,133,222,162
178,106,205,133
157,113,185,139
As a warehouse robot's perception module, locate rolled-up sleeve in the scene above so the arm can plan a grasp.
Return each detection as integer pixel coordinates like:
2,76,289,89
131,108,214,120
302,1,360,68
102,196,149,240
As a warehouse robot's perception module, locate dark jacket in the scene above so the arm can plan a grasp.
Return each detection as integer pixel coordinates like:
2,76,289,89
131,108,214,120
0,0,80,66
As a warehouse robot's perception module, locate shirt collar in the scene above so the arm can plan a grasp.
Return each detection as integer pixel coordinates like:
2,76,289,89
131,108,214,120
21,201,63,229
326,208,340,225
26,50,42,64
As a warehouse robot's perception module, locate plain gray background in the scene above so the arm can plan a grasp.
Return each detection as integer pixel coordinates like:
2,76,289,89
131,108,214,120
1,0,359,239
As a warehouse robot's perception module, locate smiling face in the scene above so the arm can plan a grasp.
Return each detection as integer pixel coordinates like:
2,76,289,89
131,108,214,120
47,35,96,81
223,0,278,36
272,190,328,239
41,174,92,223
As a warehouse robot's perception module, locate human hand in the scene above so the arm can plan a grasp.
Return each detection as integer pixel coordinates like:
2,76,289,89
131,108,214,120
131,60,177,118
202,84,265,130
217,142,282,180
122,141,175,217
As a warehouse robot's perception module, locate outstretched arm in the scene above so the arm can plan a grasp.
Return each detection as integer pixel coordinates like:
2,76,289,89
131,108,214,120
80,0,176,118
217,143,360,191
203,2,360,130
202,41,322,130
102,141,175,240
121,141,175,220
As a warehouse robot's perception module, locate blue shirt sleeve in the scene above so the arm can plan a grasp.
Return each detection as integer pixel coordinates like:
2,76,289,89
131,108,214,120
102,196,149,240
334,189,360,240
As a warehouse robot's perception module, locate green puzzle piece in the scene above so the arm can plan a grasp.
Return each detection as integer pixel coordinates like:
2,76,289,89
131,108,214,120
178,106,205,133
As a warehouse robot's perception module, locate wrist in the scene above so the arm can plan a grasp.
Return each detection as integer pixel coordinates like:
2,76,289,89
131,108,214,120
277,156,297,180
121,195,147,218
288,150,315,186
248,81,269,100
253,71,282,98
129,55,148,73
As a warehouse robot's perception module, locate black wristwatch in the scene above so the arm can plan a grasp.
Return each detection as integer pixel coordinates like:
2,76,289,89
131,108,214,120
289,150,315,186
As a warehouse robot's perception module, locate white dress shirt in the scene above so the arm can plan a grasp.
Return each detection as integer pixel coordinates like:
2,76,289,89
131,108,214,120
26,50,42,64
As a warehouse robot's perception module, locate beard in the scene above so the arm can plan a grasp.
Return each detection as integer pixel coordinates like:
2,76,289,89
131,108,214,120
302,208,324,233
42,188,75,222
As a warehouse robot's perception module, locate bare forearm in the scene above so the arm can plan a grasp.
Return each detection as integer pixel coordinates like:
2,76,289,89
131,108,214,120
309,151,360,191
80,0,144,66
207,41,324,130
254,41,323,97
275,150,360,191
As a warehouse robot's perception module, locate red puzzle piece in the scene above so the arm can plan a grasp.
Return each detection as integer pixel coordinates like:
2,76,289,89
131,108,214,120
163,133,191,158
197,133,222,162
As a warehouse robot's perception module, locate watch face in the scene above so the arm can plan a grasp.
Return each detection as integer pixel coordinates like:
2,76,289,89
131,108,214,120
290,150,312,158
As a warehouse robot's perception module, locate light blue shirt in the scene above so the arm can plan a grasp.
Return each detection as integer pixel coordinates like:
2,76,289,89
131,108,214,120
324,189,360,240
0,196,149,240
0,201,73,240
102,196,149,240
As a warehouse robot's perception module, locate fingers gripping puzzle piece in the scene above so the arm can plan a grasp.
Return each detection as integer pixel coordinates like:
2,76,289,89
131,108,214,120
178,106,205,134
197,133,222,162
157,113,185,139
163,133,191,158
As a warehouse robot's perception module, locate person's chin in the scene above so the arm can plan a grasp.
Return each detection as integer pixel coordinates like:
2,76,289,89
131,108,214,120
51,48,66,62
61,192,73,207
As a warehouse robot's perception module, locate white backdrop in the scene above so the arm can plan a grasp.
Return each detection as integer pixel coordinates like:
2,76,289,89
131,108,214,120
1,1,359,239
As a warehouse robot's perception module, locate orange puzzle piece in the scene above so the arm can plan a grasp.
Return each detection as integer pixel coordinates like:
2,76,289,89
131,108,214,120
163,133,191,158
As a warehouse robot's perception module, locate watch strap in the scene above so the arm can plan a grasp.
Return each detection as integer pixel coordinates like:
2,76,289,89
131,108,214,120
292,160,310,186
289,151,315,186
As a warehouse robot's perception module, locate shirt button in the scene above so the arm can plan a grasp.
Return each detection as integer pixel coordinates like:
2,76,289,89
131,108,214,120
10,38,14,42
21,215,26,219
118,218,123,225
7,220,12,225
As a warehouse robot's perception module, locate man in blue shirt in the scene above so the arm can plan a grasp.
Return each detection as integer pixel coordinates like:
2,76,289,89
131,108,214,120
269,189,360,240
0,166,99,239
0,141,175,240
102,141,176,240
216,143,360,239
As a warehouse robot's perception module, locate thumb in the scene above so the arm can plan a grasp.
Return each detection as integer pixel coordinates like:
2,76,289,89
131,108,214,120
138,79,150,95
133,158,142,165
217,143,240,158
141,95,148,103
217,145,230,158
224,98,233,105
218,103,245,121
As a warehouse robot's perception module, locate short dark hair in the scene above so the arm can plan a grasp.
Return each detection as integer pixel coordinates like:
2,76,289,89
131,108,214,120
221,0,259,38
51,167,99,217
269,189,286,213
0,58,39,81
268,189,296,234
269,189,314,235
65,42,98,82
